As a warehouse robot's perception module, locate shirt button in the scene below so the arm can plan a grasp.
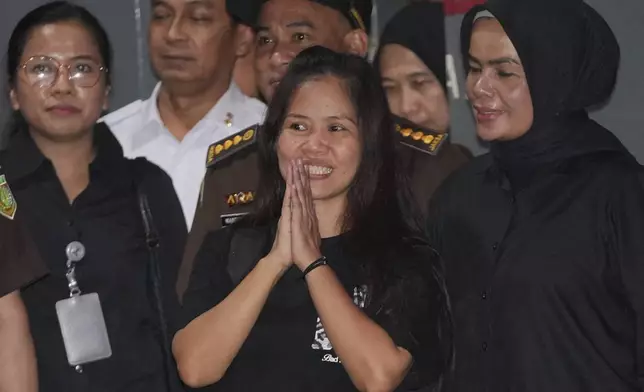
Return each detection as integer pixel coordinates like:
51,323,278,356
492,242,499,251
67,219,74,227
482,342,488,351
481,291,487,300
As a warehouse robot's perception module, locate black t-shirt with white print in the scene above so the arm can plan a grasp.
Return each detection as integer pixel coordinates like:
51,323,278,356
182,224,438,391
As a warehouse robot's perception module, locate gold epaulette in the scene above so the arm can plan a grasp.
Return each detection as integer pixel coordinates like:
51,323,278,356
393,116,448,156
206,124,259,168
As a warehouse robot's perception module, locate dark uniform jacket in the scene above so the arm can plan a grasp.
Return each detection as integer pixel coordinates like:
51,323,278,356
176,120,470,299
0,207,47,297
177,125,260,299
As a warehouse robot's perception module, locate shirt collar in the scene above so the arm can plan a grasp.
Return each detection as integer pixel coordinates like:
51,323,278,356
1,127,45,181
132,81,245,150
2,123,126,182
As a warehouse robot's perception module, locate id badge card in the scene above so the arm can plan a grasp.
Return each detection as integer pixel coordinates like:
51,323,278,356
55,293,112,366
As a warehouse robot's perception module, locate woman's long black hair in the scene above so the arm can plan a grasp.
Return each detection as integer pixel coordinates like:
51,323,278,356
251,45,453,388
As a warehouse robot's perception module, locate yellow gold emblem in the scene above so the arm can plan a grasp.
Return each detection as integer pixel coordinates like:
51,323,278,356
423,135,435,144
215,144,224,155
226,191,256,208
233,135,242,145
412,131,424,141
243,129,255,141
0,175,17,220
226,194,237,207
400,128,413,137
224,139,233,150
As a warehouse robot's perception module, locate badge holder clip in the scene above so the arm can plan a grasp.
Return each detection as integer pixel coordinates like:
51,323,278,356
55,242,112,373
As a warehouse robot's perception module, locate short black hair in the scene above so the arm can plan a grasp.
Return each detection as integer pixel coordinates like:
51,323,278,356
226,0,263,28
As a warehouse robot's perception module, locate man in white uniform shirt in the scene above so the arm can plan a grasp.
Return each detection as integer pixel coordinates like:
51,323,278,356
102,0,266,228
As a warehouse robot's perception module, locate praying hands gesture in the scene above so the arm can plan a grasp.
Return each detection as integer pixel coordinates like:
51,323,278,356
176,161,413,391
266,159,323,272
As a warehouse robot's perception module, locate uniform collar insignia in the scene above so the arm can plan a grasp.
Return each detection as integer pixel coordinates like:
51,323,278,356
392,115,449,156
206,123,259,168
224,112,234,127
226,191,256,207
0,174,18,220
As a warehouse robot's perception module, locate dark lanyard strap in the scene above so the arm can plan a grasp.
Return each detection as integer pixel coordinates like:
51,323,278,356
136,169,181,392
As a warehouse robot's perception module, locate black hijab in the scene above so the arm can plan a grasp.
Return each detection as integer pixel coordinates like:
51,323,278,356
461,0,630,183
375,2,447,90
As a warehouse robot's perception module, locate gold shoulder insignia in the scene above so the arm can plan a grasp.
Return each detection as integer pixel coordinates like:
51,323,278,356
206,124,259,168
392,116,448,156
0,174,17,220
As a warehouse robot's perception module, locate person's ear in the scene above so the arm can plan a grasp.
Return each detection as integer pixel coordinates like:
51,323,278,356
342,29,369,57
234,24,256,58
102,85,111,111
5,87,20,111
9,87,20,111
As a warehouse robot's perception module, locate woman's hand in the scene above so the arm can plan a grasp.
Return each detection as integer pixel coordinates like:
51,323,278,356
290,159,322,271
263,162,294,271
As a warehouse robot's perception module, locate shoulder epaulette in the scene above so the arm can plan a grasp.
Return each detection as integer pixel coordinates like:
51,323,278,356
392,115,448,156
206,124,259,168
99,100,143,126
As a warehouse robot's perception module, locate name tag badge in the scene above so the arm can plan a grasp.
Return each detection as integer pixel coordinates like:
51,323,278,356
55,293,112,366
220,212,248,227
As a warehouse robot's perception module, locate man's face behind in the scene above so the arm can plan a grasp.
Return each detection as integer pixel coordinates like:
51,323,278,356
254,0,351,102
148,0,236,87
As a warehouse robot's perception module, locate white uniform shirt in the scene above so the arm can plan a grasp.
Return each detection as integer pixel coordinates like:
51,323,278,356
101,82,266,229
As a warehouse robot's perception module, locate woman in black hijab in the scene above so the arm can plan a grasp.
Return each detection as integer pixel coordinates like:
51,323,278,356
376,3,471,208
377,2,450,134
427,0,644,391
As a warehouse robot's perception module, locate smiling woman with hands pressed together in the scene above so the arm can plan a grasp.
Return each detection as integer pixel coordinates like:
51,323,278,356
173,46,451,392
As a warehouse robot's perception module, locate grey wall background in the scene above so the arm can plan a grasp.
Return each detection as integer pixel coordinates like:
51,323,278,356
2,0,643,161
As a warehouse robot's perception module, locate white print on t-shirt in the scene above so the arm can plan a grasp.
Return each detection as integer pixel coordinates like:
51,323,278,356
352,285,368,309
311,285,368,358
311,318,333,351
322,353,341,363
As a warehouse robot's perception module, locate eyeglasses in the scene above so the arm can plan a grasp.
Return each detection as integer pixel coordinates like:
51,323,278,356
19,56,108,88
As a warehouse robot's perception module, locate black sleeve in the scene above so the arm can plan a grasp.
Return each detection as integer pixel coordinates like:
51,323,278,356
371,248,450,391
180,227,236,330
0,216,48,297
425,177,450,256
138,160,187,336
607,170,644,389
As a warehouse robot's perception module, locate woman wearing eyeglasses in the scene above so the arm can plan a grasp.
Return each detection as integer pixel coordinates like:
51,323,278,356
1,2,187,391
